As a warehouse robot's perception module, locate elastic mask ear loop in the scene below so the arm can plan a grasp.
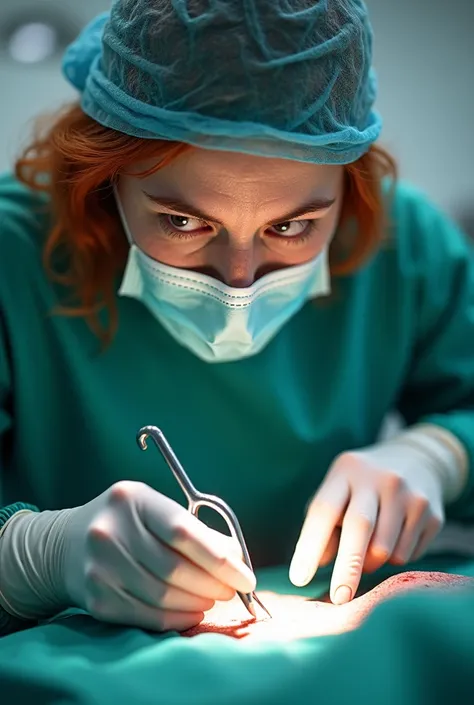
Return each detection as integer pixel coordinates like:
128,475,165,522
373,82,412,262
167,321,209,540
113,184,134,246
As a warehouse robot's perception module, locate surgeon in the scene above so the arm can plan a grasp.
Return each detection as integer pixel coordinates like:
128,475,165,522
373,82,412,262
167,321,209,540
0,0,473,637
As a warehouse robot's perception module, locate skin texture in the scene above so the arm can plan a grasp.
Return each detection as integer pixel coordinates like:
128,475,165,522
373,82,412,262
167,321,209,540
117,149,344,287
182,572,474,641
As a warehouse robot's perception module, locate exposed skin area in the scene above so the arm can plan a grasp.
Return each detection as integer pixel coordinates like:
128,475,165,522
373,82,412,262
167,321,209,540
182,572,474,641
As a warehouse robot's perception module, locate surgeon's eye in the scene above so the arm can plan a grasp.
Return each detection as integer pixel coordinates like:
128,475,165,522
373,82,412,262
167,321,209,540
270,220,308,236
267,220,317,244
159,214,212,240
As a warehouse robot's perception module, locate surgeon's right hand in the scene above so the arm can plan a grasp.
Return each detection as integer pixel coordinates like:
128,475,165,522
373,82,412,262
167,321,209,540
62,481,256,631
0,481,256,633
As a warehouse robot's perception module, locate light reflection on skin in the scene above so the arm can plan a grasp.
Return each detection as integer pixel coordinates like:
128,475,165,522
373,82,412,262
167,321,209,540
183,572,474,642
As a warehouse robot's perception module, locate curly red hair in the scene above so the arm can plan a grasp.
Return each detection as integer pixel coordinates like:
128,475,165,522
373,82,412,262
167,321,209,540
15,103,397,343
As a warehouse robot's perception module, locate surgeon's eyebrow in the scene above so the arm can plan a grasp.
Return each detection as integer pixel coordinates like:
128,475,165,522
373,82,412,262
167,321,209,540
142,192,336,225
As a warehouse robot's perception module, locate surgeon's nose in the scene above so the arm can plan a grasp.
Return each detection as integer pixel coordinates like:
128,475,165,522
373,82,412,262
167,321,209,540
224,247,256,288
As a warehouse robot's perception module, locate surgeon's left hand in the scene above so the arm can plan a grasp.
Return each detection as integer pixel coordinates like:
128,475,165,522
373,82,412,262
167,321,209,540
288,428,463,604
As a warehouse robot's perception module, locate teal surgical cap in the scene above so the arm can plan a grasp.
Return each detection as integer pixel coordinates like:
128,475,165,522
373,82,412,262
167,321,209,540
62,0,382,165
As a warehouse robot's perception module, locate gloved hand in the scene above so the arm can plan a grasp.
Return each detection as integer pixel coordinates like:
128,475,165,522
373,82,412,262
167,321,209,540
0,481,256,632
289,425,467,605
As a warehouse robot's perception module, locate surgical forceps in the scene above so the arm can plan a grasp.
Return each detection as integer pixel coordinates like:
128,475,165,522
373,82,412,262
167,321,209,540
137,425,271,620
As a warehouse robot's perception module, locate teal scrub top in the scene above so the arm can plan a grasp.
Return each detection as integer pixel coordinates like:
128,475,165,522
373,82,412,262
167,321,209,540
1,171,474,630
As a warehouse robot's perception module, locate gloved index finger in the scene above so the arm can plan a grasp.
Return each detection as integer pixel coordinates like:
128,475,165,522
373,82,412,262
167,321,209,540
289,477,349,587
142,489,256,593
172,513,256,593
206,527,244,560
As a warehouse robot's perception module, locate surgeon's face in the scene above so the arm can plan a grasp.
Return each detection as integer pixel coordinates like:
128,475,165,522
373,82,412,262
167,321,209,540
117,149,344,287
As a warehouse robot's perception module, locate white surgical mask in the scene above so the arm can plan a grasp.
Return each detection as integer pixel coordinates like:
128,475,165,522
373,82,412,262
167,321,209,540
115,191,331,363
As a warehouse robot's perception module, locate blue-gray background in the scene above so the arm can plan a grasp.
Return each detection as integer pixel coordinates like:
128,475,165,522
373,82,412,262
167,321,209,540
0,0,472,228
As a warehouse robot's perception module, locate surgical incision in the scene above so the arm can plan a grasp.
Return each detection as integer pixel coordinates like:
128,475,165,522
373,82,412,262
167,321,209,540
182,572,474,641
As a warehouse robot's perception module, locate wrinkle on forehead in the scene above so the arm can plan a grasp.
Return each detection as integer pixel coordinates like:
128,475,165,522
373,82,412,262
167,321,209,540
133,149,343,222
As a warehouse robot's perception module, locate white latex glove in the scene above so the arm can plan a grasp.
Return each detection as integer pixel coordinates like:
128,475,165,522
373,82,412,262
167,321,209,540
289,425,467,605
0,481,256,632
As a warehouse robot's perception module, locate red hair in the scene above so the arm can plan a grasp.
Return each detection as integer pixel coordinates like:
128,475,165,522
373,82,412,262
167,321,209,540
15,103,397,343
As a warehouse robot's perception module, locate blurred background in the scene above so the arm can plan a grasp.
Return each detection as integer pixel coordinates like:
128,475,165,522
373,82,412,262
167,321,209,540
0,0,472,230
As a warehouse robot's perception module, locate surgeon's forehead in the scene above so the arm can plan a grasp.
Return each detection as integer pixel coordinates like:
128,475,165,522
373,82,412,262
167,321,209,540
128,149,343,204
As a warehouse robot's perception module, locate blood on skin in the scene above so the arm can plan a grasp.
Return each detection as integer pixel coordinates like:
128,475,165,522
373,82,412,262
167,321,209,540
182,572,474,641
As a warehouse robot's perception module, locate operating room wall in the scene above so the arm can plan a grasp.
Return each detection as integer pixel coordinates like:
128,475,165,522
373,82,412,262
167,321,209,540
0,0,472,226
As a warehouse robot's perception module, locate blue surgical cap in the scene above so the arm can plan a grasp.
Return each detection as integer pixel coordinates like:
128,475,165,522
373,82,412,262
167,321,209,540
63,0,382,165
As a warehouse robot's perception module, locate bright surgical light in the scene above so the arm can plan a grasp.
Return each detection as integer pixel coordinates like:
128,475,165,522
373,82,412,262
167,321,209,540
8,22,58,64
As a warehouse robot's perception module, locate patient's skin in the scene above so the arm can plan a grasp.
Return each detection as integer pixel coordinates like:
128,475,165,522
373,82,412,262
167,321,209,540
182,572,474,641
